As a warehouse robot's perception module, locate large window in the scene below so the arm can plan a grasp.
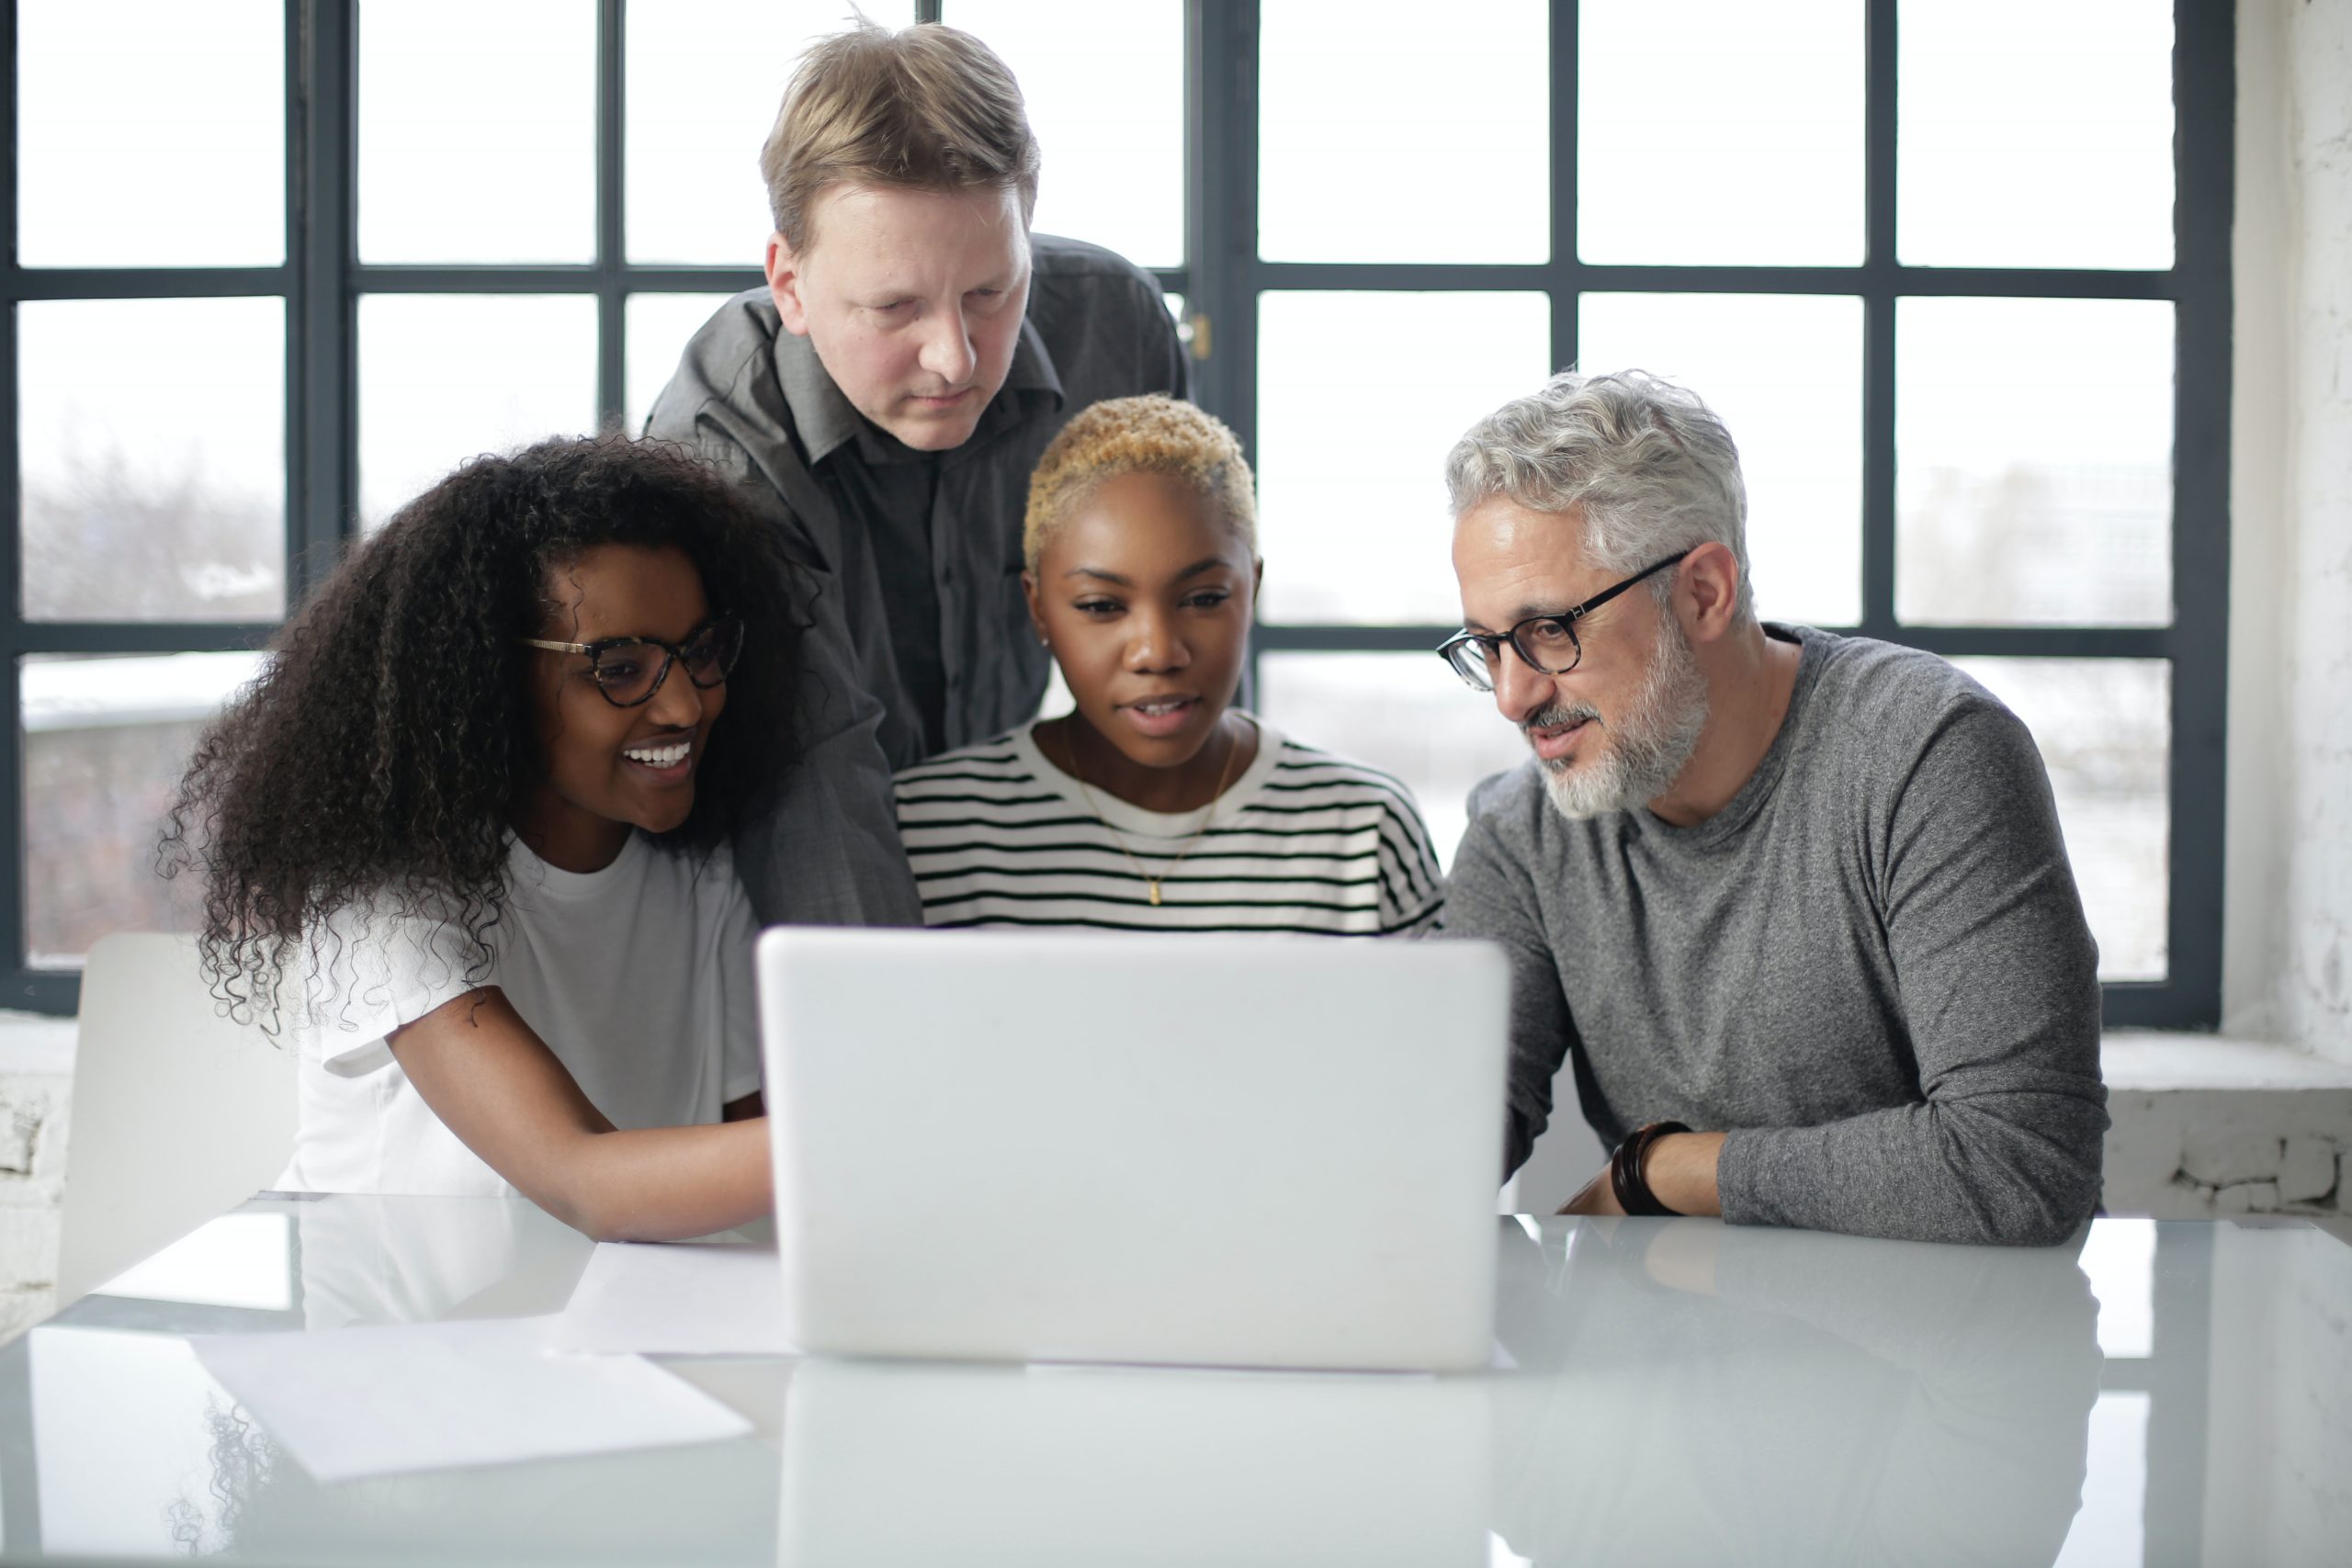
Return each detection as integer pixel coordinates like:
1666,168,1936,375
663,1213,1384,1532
2,1,2230,1024
1186,0,2228,1029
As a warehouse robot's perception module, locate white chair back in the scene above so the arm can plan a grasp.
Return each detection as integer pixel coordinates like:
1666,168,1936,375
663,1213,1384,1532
55,932,296,1304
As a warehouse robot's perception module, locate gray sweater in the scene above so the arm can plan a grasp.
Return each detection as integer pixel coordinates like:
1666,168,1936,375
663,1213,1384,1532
1444,626,2109,1246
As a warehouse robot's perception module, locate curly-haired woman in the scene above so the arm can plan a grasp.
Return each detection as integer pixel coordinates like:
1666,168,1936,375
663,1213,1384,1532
893,395,1444,934
166,435,798,1240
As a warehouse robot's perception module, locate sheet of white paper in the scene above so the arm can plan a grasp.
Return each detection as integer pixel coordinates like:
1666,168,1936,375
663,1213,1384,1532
188,1314,752,1483
545,1241,795,1357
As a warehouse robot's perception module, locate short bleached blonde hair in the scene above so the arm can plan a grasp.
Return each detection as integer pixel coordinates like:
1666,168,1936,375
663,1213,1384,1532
1023,395,1258,570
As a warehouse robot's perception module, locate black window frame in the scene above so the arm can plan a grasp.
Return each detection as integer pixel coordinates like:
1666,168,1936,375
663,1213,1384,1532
0,0,2230,1027
1191,0,2233,1032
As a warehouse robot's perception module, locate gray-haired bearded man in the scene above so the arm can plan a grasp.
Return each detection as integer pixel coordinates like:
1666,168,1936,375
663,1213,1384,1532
1438,370,2108,1246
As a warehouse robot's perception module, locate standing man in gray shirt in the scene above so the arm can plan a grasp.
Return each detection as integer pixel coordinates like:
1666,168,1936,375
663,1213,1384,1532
646,21,1186,925
1438,370,2108,1246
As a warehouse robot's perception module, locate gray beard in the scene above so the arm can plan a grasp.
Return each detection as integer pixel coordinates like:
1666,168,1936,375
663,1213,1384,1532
1530,612,1710,821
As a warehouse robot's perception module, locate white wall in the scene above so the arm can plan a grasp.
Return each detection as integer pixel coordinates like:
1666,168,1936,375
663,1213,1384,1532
2198,1223,2352,1562
2225,0,2352,1063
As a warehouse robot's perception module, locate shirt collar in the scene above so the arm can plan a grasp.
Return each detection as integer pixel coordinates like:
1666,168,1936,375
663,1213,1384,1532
773,310,1067,469
773,329,865,468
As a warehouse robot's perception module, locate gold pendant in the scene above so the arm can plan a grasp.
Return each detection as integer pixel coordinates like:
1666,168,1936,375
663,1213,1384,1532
1147,880,1162,907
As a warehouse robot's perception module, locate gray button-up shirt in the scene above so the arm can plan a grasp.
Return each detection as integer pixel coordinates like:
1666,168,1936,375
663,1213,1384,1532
645,234,1188,926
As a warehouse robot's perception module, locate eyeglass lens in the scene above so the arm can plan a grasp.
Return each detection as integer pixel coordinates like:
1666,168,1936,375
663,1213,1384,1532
591,619,743,705
1516,617,1581,675
1442,617,1581,693
1444,640,1499,692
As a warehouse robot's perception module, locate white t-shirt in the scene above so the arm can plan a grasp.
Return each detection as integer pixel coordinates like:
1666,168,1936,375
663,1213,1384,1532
276,833,763,1198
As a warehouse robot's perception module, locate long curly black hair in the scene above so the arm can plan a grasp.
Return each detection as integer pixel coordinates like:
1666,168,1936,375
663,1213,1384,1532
163,434,803,1027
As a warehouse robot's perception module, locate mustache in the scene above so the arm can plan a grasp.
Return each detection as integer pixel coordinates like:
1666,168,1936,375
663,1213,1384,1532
1522,703,1600,736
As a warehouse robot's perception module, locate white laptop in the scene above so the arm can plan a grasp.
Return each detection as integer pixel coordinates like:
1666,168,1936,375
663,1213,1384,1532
756,929,1510,1373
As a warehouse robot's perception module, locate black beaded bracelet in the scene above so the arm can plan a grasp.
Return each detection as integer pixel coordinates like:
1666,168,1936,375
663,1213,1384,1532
1609,1121,1693,1217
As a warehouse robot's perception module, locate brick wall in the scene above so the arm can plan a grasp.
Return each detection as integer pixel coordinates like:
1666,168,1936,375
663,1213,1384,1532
2103,1036,2352,1218
0,1055,69,1340
2107,1094,2352,1217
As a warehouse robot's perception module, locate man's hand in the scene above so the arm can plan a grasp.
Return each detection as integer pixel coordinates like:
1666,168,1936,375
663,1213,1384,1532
1649,1132,1727,1216
1555,1131,1729,1217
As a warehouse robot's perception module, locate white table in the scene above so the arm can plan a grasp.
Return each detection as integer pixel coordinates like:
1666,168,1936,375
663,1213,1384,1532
2,1196,2345,1565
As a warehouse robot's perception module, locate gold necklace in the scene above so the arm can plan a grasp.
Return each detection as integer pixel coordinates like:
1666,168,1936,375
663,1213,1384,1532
1055,718,1244,908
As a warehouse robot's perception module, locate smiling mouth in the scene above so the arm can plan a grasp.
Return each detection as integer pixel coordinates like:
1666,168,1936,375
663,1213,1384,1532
622,740,692,770
1525,715,1591,762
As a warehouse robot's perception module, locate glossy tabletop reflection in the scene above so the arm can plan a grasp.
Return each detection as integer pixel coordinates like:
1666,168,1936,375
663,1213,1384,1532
1,1198,2344,1566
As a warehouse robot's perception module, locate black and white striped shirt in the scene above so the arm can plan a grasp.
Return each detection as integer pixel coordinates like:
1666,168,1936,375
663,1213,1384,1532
894,716,1444,935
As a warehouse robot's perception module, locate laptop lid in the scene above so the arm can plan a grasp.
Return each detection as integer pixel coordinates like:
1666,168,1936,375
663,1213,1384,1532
758,929,1509,1372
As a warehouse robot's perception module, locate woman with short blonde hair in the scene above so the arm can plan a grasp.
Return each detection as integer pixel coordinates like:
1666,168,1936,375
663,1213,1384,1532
895,395,1445,935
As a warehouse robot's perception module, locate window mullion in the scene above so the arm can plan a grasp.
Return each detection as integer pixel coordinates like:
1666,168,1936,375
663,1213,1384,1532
596,0,627,430
1190,0,1257,442
2,0,29,997
12,624,284,656
1550,0,1578,376
2165,0,2237,1027
1859,0,1898,642
292,0,356,600
1197,0,1262,699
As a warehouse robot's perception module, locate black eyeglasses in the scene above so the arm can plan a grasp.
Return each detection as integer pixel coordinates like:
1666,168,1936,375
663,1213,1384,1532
1435,550,1690,693
518,615,746,708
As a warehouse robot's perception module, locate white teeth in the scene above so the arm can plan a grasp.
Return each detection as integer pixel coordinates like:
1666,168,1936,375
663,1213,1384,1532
624,742,691,768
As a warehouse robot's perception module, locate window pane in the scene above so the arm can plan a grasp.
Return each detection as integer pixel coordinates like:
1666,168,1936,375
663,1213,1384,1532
627,292,740,433
1257,291,1551,624
1900,0,2173,269
1256,653,1531,872
1576,294,1863,626
1259,2,1548,265
1164,292,1194,358
1578,0,1861,265
1952,658,2168,983
358,0,595,264
947,1,1183,268
23,653,267,968
357,295,599,525
17,0,284,267
19,299,286,622
625,3,916,265
1896,299,2173,627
